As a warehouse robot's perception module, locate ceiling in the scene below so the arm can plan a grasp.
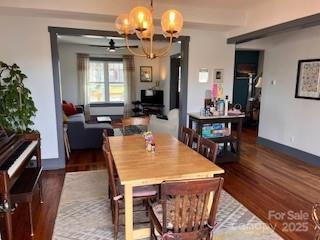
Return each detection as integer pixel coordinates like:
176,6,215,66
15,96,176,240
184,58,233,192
158,0,260,10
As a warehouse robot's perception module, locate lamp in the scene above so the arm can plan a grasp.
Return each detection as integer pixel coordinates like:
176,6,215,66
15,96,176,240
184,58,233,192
255,77,262,88
115,0,183,59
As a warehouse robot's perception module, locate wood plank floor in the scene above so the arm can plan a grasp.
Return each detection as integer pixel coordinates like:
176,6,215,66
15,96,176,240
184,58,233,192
10,128,320,240
220,128,320,240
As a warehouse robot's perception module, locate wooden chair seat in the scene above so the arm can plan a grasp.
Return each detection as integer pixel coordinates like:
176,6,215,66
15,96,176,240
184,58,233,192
116,184,158,200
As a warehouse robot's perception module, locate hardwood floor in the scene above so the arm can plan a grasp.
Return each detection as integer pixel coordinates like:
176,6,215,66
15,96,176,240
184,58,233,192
10,128,320,240
220,128,320,240
65,149,105,172
12,170,65,240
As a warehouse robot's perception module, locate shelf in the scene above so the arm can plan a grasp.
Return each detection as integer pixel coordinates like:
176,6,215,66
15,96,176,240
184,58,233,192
207,135,239,143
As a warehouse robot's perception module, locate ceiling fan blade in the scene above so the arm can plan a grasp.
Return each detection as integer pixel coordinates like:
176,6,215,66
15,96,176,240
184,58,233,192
88,45,108,48
116,45,139,48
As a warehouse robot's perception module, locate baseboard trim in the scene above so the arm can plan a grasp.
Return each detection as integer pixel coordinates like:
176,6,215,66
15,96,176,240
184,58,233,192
42,158,65,170
257,137,320,167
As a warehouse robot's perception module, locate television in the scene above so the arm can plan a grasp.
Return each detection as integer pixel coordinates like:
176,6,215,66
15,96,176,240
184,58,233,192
141,90,163,105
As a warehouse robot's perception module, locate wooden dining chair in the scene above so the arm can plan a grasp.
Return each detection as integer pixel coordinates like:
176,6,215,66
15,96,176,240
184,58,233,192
180,127,194,147
191,131,201,151
122,117,149,135
102,146,158,240
149,177,224,240
102,129,111,152
198,137,219,163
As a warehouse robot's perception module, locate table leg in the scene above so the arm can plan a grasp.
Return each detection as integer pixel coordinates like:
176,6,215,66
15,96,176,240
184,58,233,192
236,119,243,160
125,184,133,240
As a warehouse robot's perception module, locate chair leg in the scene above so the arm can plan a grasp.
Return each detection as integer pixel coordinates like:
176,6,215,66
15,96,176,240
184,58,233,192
111,200,115,224
114,202,119,240
28,202,34,237
150,221,154,240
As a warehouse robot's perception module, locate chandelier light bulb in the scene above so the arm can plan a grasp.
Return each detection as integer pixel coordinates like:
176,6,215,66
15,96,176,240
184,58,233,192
137,22,154,40
161,9,183,35
129,6,153,32
115,14,134,35
114,1,184,59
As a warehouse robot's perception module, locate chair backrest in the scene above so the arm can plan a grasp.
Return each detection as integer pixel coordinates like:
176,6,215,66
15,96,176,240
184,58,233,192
191,131,200,151
102,129,111,152
161,177,224,238
102,146,119,198
198,137,218,163
180,127,194,147
122,117,149,135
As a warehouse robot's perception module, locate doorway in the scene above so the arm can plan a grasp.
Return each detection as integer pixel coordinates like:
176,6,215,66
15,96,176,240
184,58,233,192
170,53,181,110
48,27,190,168
233,49,264,135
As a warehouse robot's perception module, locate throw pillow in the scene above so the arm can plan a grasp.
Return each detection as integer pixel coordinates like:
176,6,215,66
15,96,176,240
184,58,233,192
62,103,77,116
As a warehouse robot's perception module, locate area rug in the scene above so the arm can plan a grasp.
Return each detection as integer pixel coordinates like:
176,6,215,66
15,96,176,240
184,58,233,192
52,170,282,240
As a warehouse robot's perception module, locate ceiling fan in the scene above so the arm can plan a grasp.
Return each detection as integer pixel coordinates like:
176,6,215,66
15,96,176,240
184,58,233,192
89,39,139,52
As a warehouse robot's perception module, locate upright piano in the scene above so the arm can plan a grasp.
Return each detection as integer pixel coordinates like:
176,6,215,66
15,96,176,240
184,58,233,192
0,128,42,240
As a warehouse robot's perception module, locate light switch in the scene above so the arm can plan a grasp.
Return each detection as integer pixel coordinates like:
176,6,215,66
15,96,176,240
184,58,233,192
271,80,276,85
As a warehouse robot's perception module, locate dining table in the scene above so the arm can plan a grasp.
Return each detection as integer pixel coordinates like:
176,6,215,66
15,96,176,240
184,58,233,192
108,133,225,240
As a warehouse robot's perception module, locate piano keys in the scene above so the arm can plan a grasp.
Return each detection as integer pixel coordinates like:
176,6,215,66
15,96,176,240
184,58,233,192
0,129,42,240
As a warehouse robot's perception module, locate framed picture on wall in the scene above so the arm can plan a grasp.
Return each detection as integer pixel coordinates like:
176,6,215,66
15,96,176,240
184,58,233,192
214,69,224,84
295,59,320,100
140,66,153,82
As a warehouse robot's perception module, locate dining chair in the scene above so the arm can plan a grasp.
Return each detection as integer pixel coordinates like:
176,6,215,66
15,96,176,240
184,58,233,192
102,146,158,240
103,129,111,152
198,137,219,163
180,126,194,147
191,131,201,151
122,117,150,135
149,177,224,240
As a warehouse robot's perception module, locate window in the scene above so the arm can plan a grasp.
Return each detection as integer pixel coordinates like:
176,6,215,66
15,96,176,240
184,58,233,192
88,60,124,103
108,63,124,102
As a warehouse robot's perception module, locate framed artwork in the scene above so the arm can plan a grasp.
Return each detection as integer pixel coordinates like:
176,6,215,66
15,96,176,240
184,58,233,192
198,68,209,83
214,69,224,84
295,59,320,100
140,66,153,82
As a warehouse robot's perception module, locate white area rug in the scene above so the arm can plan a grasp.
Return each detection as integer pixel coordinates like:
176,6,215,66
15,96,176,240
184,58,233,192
52,170,282,240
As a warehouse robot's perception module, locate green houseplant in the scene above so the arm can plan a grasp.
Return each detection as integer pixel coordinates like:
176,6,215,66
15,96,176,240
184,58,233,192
0,61,37,134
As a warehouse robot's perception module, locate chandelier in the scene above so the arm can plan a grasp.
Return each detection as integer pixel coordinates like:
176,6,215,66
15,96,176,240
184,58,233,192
115,0,183,59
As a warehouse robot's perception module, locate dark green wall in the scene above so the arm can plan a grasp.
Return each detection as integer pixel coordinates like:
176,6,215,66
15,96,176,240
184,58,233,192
233,50,260,110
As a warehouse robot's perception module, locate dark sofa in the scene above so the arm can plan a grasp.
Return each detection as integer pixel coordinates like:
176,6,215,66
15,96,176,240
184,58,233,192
67,113,114,150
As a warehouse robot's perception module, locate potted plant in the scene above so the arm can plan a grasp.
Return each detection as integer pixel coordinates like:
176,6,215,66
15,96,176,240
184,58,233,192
0,61,38,140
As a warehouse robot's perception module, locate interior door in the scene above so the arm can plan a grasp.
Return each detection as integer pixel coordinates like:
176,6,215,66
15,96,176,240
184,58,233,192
170,56,181,110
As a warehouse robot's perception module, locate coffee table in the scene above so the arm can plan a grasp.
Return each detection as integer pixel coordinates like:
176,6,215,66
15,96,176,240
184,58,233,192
96,116,112,123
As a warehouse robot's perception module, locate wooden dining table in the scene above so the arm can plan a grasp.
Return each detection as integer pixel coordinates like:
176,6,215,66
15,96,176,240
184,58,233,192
108,133,225,240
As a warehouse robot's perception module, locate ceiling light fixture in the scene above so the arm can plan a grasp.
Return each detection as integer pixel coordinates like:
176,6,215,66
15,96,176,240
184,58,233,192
115,0,183,59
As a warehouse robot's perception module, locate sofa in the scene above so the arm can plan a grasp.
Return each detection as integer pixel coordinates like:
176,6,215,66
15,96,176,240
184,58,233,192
67,113,114,150
149,109,179,138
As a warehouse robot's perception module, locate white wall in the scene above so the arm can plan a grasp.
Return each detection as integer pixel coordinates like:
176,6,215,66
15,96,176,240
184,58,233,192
229,0,320,37
0,15,118,160
238,25,320,157
0,14,235,164
133,56,160,101
185,29,235,113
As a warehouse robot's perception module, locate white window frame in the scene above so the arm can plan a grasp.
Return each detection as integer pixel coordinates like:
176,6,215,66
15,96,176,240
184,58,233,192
88,58,124,103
